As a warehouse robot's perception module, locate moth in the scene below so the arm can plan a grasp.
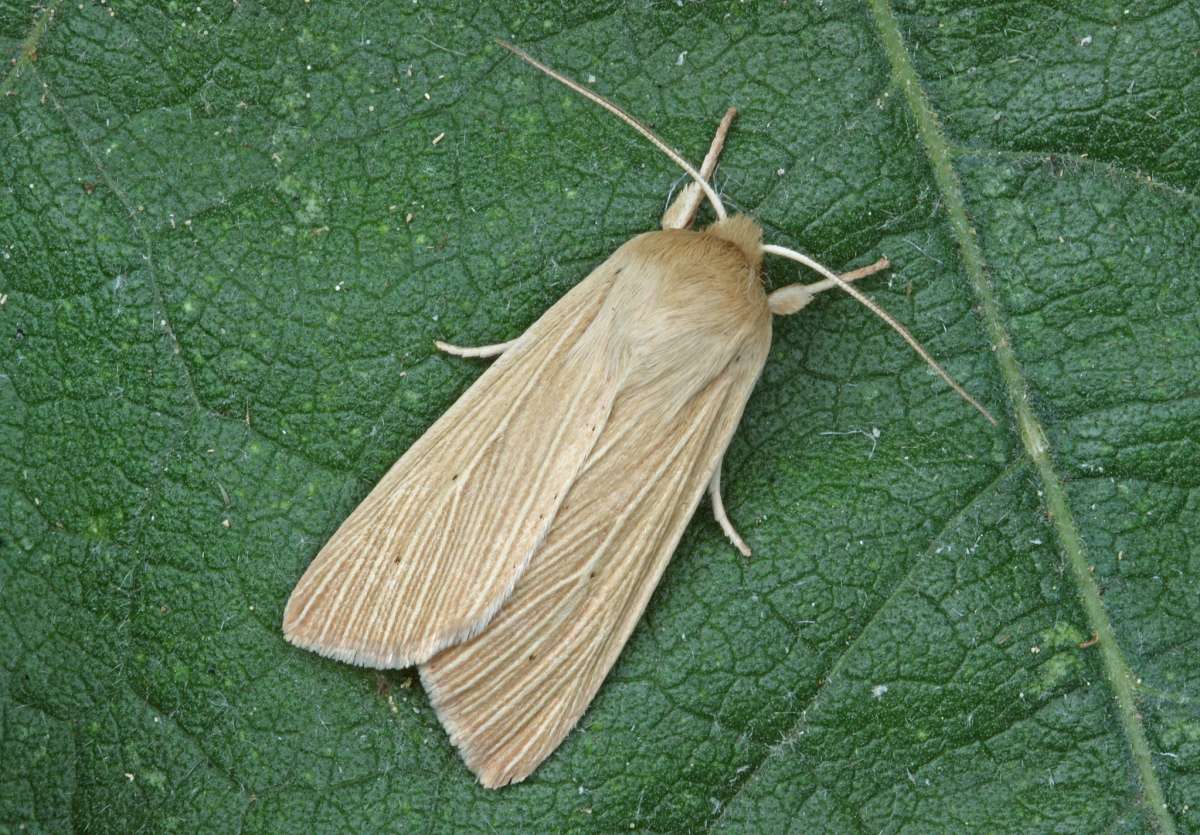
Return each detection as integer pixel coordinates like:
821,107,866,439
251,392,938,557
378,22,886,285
283,41,995,788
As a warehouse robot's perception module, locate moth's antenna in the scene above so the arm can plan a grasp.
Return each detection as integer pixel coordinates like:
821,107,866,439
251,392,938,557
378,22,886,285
498,40,993,427
764,243,998,426
497,39,727,220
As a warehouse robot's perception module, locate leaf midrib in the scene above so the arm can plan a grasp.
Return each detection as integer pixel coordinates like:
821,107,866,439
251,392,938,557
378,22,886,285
865,2,1175,833
711,2,1178,831
0,1,57,98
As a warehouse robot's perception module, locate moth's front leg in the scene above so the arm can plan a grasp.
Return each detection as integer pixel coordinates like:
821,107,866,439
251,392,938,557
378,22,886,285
660,107,737,231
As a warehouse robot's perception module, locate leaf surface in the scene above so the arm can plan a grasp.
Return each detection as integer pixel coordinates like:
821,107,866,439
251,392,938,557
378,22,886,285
1,1,1196,832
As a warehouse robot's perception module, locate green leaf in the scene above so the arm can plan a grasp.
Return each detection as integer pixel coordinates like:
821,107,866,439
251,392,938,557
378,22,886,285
2,1,1196,832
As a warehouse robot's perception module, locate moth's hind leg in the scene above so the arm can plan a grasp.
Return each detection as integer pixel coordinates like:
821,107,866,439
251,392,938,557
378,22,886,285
709,458,751,557
661,107,737,231
434,338,519,359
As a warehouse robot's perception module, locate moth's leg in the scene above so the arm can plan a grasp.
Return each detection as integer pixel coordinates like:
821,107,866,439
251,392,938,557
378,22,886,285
661,107,737,231
709,459,751,557
434,338,519,359
767,257,891,316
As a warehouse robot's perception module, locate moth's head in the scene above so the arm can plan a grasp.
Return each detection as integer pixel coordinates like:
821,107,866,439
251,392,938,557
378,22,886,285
658,215,770,325
704,214,763,272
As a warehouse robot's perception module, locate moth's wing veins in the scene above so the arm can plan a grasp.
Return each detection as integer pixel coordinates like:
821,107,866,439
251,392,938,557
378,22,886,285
419,326,770,788
283,263,622,668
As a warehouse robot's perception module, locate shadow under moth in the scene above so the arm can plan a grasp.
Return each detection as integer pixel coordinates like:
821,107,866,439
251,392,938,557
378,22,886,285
283,41,995,788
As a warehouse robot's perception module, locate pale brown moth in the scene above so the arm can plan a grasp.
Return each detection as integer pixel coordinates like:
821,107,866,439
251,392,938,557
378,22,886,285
283,41,996,789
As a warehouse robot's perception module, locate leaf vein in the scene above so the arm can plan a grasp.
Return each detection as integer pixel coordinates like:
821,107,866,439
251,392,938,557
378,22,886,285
866,2,1178,832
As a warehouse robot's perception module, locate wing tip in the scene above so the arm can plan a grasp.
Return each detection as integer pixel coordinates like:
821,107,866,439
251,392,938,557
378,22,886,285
418,663,538,790
282,622,421,670
282,598,425,669
280,544,524,675
281,598,498,671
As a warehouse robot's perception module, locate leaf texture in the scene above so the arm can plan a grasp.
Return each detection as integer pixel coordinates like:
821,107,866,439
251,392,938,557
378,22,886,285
1,1,1196,833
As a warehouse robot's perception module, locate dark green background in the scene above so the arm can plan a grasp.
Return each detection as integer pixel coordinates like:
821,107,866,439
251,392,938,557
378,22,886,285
1,1,1196,832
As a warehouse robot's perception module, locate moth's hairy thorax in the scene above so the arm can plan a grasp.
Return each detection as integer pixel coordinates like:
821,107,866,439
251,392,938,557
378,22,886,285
577,215,772,417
